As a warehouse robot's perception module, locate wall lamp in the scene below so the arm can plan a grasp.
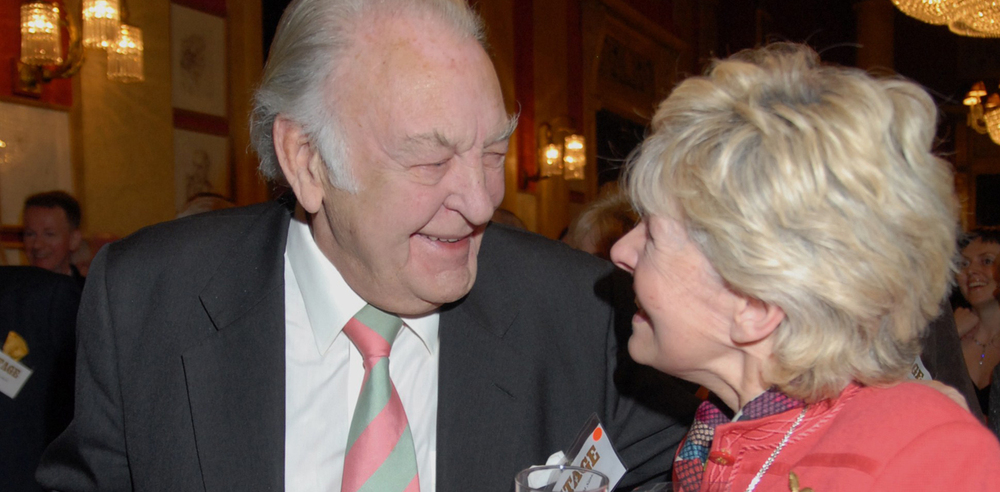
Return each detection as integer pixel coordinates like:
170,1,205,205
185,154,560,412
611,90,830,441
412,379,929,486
524,121,586,187
965,81,1000,145
17,0,144,97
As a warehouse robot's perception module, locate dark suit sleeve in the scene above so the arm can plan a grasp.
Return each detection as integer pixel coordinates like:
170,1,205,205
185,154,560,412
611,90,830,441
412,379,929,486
601,268,699,488
920,301,983,420
37,248,134,491
44,275,80,445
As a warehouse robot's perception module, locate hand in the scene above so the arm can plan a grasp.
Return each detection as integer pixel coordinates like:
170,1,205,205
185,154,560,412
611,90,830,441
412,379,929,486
912,379,970,412
955,307,980,338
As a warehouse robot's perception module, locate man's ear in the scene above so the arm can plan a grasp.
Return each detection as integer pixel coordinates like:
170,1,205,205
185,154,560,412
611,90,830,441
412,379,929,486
273,116,327,214
731,295,785,345
69,229,83,252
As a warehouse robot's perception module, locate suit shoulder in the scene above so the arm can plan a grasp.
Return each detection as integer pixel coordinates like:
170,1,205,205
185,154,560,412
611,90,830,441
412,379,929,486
0,266,81,298
481,223,614,277
106,202,285,266
476,224,631,310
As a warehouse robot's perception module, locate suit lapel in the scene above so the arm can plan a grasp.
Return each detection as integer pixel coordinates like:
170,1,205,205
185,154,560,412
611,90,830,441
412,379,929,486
183,203,291,491
437,227,530,492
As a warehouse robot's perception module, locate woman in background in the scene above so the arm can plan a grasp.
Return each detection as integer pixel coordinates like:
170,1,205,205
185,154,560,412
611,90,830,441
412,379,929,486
955,227,1000,433
564,189,637,260
611,43,1000,491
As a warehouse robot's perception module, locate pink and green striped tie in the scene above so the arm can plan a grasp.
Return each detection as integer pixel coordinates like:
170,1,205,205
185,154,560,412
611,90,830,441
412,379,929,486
341,304,420,492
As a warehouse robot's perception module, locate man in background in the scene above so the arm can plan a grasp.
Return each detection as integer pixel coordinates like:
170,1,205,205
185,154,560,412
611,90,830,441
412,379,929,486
22,191,84,286
1,266,80,492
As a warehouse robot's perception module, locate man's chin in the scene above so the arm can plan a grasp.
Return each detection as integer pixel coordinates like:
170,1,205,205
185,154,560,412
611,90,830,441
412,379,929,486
412,271,477,308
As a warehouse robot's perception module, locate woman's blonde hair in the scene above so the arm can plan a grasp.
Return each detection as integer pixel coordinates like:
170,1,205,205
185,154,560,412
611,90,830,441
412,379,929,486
625,43,959,401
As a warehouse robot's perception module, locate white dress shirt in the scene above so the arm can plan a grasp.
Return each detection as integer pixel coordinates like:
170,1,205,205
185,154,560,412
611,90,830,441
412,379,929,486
284,218,439,491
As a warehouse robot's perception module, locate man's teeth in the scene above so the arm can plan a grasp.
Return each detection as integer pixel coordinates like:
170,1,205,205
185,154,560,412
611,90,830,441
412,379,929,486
426,235,460,243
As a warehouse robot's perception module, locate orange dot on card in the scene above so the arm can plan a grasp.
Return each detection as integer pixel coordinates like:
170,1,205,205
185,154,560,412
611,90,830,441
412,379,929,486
592,427,603,441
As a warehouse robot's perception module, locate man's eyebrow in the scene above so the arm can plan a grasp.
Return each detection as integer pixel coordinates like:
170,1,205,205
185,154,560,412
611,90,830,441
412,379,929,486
485,112,520,146
401,131,456,151
401,112,519,151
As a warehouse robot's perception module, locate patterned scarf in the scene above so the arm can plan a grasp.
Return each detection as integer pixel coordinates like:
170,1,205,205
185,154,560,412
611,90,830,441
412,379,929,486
674,389,804,492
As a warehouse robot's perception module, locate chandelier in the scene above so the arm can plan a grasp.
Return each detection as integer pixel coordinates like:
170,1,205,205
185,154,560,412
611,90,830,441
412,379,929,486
892,0,1000,37
965,81,1000,145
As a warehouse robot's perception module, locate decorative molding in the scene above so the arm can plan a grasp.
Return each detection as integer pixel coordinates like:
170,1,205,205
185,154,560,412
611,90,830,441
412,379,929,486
598,0,687,52
173,108,229,136
171,0,227,18
0,225,23,249
597,35,655,98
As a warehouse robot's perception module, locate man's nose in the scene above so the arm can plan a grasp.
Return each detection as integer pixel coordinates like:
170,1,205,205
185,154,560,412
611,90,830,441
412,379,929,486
445,159,498,225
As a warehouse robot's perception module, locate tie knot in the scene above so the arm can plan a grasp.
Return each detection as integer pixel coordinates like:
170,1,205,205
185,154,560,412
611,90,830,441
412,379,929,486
344,304,403,360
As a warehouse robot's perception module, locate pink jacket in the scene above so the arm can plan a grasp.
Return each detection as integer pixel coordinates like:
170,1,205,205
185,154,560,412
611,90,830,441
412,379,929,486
680,382,1000,491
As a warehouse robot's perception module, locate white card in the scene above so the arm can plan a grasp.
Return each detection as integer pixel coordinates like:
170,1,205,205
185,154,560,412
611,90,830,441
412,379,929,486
908,355,931,381
556,416,628,491
0,350,33,399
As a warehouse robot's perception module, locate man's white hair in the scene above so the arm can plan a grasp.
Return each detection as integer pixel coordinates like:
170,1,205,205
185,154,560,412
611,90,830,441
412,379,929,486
249,0,485,192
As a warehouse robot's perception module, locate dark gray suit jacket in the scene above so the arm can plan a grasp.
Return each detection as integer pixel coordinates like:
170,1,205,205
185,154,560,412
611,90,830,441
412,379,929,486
37,201,695,491
1,266,80,492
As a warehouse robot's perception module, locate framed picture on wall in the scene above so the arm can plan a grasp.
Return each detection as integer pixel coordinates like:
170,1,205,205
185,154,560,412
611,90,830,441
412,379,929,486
173,129,231,214
171,3,227,117
0,101,74,226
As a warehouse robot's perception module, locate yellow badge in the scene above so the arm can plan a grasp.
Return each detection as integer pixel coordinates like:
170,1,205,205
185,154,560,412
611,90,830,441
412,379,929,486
789,471,814,492
3,331,29,362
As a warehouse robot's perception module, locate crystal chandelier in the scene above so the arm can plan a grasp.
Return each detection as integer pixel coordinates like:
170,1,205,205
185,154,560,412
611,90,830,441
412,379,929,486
948,1,1000,37
891,0,955,24
965,81,1000,145
892,0,1000,37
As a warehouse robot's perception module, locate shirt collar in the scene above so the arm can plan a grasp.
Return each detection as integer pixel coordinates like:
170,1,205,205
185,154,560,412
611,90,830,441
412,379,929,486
286,217,438,355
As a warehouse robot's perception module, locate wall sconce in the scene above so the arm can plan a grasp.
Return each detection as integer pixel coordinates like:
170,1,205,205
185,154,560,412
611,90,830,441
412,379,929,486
17,1,83,96
16,0,143,97
82,0,121,49
20,2,63,65
107,23,144,83
965,81,1000,145
563,134,586,180
525,122,587,187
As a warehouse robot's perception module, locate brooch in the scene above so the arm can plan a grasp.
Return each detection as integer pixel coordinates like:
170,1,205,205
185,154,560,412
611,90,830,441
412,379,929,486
3,331,29,361
789,471,813,492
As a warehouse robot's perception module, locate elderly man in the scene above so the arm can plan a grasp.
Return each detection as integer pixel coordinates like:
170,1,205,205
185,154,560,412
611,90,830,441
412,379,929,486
22,191,84,286
37,1,693,491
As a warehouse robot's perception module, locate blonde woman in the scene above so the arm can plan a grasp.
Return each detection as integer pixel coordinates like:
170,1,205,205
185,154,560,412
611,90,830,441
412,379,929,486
612,44,1000,491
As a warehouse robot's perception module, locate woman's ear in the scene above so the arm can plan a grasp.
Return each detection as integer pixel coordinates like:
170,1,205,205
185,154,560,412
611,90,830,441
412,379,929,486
732,295,785,345
273,116,328,214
